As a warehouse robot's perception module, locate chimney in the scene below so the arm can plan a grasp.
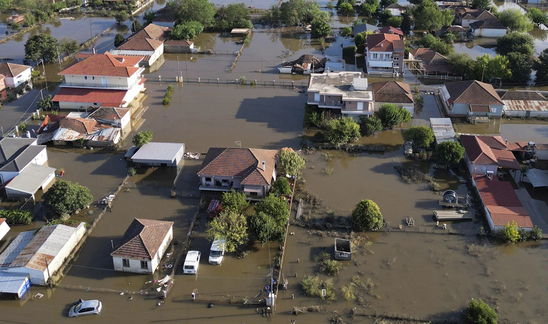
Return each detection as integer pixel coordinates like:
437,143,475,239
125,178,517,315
261,161,266,171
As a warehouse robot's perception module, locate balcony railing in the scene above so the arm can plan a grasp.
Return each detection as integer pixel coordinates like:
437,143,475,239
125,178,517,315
59,80,141,90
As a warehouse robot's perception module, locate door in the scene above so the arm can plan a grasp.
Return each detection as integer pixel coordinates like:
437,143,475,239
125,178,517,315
357,102,363,111
526,111,531,118
314,93,320,102
101,77,108,86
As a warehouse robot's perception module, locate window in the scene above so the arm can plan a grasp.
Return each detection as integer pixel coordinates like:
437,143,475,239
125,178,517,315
122,259,130,267
205,177,211,182
372,53,378,59
92,76,95,80
490,107,496,113
140,261,148,269
84,76,87,80
394,56,399,61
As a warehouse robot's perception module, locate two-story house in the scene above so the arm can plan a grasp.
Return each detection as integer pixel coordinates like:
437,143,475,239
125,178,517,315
53,52,145,110
365,33,405,75
111,24,171,67
439,80,504,118
307,72,374,117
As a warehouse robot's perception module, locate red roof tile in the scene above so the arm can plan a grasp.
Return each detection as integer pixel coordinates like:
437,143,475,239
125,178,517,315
53,88,127,107
367,33,404,52
444,80,503,105
460,135,498,165
377,26,403,36
0,62,31,78
117,37,163,51
59,52,142,77
372,81,413,104
111,219,173,260
59,117,97,134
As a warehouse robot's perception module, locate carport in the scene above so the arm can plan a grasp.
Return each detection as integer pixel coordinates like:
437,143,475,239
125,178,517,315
525,169,548,191
0,273,30,298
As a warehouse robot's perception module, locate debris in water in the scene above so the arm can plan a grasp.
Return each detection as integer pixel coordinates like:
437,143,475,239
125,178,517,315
120,292,124,295
207,303,214,308
33,293,44,299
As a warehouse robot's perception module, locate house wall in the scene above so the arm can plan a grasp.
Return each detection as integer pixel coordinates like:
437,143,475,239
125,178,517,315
473,28,506,38
121,82,145,107
503,109,548,118
387,8,402,16
374,102,413,114
344,101,375,115
164,43,198,54
63,69,143,89
462,19,479,28
200,175,242,189
0,222,10,241
111,46,163,66
30,147,48,166
0,171,19,184
536,150,548,160
464,153,497,175
451,103,471,116
5,68,31,88
243,184,267,197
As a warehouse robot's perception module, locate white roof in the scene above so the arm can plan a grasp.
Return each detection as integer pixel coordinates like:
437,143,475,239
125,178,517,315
131,142,185,162
0,273,29,296
67,112,88,119
5,164,56,195
308,72,373,101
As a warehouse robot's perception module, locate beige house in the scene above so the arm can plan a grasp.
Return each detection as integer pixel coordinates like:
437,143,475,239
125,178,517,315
372,81,414,114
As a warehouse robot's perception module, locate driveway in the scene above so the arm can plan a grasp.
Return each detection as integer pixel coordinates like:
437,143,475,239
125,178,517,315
0,88,56,135
412,93,443,127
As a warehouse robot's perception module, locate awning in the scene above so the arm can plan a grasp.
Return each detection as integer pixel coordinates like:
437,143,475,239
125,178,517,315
525,169,548,188
0,273,31,298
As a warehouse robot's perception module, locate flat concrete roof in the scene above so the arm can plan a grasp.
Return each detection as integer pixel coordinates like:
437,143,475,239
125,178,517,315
6,164,56,195
131,142,185,162
308,72,373,100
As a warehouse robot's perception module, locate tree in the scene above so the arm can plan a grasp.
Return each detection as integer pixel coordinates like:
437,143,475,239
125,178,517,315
42,180,93,218
171,21,204,40
0,0,10,12
143,11,156,25
59,38,79,57
400,12,412,34
206,210,248,252
341,26,353,37
221,189,249,213
271,177,291,196
506,52,533,84
311,17,331,37
171,0,216,27
37,95,54,111
114,33,125,47
354,31,372,48
114,11,129,25
534,48,548,84
325,116,361,144
352,199,383,231
248,211,286,244
24,12,36,27
403,126,434,149
386,16,402,28
25,34,60,63
472,54,511,82
448,53,474,79
497,9,534,32
416,34,453,56
413,0,453,32
464,299,498,324
496,32,534,56
254,195,289,222
132,131,153,147
215,3,253,30
377,104,410,129
279,0,323,26
527,8,548,26
338,2,353,15
361,0,379,17
131,20,143,32
435,141,464,167
472,0,491,9
278,147,306,176
359,115,382,136
0,210,33,225
379,9,392,25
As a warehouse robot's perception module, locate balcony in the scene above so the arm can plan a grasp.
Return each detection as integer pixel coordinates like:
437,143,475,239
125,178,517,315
59,79,142,90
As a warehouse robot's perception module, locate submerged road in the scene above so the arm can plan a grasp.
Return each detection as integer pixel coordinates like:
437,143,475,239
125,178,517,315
0,88,55,135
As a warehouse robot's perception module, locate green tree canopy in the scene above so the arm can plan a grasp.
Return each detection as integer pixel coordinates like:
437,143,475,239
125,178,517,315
0,210,33,225
338,2,354,16
416,34,453,56
527,8,548,26
215,3,253,30
352,199,383,231
377,104,411,129
435,141,464,167
171,21,204,40
464,299,498,324
472,54,512,82
254,195,290,224
25,34,60,63
271,177,291,196
114,11,129,24
279,0,323,26
472,0,491,9
221,189,249,213
354,31,372,48
311,16,331,37
60,38,79,57
325,116,361,144
361,0,379,17
379,9,392,25
42,180,93,218
132,20,143,32
132,131,153,147
413,0,453,31
37,95,54,111
533,48,548,84
171,0,216,27
448,53,474,79
506,52,533,84
249,196,290,244
403,126,434,149
205,210,248,252
341,26,353,37
496,32,534,56
278,147,306,176
380,0,397,7
114,33,125,47
400,12,413,34
497,9,534,32
359,115,382,136
386,16,402,27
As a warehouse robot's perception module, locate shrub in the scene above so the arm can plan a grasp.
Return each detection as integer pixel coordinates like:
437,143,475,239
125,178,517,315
499,220,520,243
341,26,352,37
300,276,336,300
316,251,342,276
19,123,27,132
352,199,383,231
128,168,136,176
342,45,357,57
162,97,171,105
464,299,498,324
271,177,291,196
529,225,543,241
0,210,33,225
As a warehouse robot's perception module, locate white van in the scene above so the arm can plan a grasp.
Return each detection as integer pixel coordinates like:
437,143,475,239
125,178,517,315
183,250,201,274
208,238,226,265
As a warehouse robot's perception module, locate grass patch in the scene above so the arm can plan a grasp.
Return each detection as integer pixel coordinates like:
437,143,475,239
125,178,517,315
315,251,342,276
300,276,336,300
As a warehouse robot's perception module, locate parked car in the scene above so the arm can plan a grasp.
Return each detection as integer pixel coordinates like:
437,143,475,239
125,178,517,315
68,299,102,317
208,237,226,265
206,199,222,220
183,250,201,274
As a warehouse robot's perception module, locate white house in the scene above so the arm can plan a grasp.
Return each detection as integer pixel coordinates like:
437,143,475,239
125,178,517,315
0,137,49,184
385,3,406,16
500,91,548,118
439,80,504,118
111,219,173,274
130,142,185,167
198,147,278,199
53,52,146,109
111,24,170,66
460,135,521,176
307,72,375,116
0,223,86,285
469,19,507,38
0,62,32,88
0,218,10,241
365,33,405,74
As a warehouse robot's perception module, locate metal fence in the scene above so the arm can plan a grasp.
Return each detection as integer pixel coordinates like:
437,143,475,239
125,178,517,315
152,77,308,89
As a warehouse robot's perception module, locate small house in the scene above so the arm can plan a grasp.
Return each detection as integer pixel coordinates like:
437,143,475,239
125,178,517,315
469,19,507,38
111,219,174,274
130,142,185,167
0,62,32,89
365,33,405,74
460,135,521,176
499,91,548,118
439,80,503,118
430,118,456,144
385,3,406,16
372,81,414,114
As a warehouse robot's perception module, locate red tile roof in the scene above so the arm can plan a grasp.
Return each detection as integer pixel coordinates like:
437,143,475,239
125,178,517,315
53,88,127,107
111,219,173,260
198,148,278,186
444,80,503,105
117,37,163,51
367,33,404,52
59,117,97,134
372,81,413,104
0,62,31,78
377,26,403,36
460,135,521,169
473,175,533,228
59,52,142,77
131,23,170,41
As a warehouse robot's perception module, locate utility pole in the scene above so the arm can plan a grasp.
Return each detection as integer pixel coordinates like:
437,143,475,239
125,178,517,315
45,257,52,288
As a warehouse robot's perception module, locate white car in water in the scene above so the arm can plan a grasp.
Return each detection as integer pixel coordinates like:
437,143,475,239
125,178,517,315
68,299,102,317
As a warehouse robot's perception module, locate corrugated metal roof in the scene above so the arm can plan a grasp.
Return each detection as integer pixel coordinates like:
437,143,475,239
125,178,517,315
132,142,185,162
0,273,29,296
84,127,121,144
525,169,548,188
503,100,548,112
0,231,35,269
5,164,56,195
